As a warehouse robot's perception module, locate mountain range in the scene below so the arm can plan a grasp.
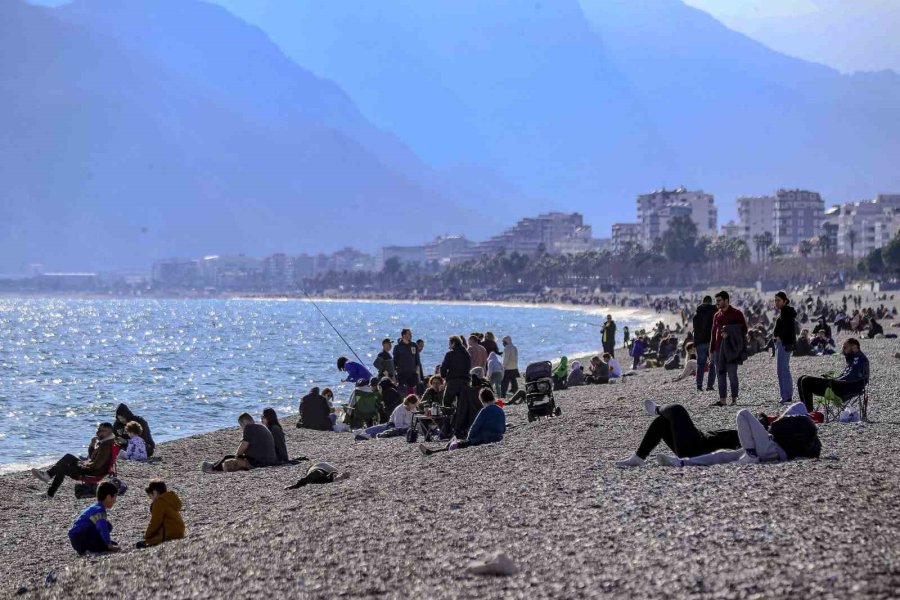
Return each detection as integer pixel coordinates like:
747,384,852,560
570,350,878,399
2,0,900,271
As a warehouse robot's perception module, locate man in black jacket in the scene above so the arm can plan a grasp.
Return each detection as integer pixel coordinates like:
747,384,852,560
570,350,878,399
393,328,422,395
691,296,716,392
440,336,471,411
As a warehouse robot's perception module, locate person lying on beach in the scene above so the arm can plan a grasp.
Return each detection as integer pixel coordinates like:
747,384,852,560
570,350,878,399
136,479,184,549
284,462,349,490
337,356,373,384
32,422,117,497
200,413,277,473
615,402,739,468
120,421,148,461
68,481,120,555
420,388,505,455
262,407,289,464
355,394,418,440
297,386,333,431
656,402,820,467
114,403,155,457
566,360,585,387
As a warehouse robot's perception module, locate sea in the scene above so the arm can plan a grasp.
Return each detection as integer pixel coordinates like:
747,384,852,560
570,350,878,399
0,297,651,472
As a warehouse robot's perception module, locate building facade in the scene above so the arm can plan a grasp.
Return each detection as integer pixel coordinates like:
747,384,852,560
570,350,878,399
773,189,824,252
836,194,900,257
636,187,717,248
470,212,587,257
736,195,776,251
611,223,642,254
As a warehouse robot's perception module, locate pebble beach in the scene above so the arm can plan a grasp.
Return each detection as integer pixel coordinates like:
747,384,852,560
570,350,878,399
3,333,899,599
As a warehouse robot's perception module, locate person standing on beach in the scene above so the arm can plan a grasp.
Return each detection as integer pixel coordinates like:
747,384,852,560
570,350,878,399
692,296,717,392
602,315,617,357
772,291,797,405
482,332,501,357
393,328,421,395
710,291,748,407
373,338,396,381
622,326,630,349
500,335,519,399
467,335,488,371
440,336,471,411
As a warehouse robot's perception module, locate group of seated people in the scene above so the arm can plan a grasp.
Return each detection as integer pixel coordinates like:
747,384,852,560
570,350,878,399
200,408,290,473
552,353,622,389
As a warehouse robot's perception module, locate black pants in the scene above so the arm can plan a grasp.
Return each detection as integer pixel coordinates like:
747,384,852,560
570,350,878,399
69,526,108,555
500,369,519,398
636,404,738,459
47,454,88,497
797,376,866,412
603,345,615,358
211,455,236,472
442,379,469,410
398,371,418,395
288,467,338,488
585,376,609,385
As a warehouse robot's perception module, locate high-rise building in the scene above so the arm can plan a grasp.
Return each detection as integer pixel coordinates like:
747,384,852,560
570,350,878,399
836,194,900,257
425,235,473,265
720,220,742,239
611,223,642,254
736,195,776,252
636,187,717,248
470,212,587,256
152,258,199,287
262,253,293,288
773,189,824,252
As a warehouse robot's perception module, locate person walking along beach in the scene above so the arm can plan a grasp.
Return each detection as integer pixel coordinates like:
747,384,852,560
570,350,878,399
692,296,716,392
500,335,519,399
710,291,748,406
772,291,797,404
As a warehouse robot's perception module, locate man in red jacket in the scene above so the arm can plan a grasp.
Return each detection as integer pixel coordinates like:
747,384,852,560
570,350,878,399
710,290,748,406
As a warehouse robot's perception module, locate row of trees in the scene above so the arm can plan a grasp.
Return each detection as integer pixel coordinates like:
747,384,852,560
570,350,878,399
858,231,900,275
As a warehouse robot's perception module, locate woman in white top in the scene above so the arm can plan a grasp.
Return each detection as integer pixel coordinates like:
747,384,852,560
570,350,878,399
354,395,418,440
670,342,698,383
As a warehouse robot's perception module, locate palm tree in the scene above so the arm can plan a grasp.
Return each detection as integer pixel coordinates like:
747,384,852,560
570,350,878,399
798,239,814,258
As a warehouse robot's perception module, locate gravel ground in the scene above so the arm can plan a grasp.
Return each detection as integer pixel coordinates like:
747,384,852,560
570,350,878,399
3,334,899,599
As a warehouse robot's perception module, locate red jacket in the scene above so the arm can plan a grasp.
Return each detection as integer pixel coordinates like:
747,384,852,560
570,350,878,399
711,305,748,352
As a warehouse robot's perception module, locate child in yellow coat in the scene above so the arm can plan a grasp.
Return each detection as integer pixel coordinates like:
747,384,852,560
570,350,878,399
136,480,185,548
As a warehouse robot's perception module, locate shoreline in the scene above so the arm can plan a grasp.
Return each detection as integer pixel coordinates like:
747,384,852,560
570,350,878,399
4,334,898,598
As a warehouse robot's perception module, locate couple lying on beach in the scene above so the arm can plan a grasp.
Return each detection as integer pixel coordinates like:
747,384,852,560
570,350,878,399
616,399,821,468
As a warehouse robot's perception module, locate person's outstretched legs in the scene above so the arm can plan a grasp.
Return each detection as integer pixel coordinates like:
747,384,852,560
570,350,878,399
625,404,707,467
47,454,84,497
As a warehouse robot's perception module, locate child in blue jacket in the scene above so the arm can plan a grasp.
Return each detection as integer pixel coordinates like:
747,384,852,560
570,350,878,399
68,481,121,555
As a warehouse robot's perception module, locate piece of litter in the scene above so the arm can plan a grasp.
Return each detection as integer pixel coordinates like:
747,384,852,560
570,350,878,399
467,552,519,576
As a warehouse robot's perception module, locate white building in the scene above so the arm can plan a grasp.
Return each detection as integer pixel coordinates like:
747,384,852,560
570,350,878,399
773,189,824,252
736,195,776,251
611,223,642,254
836,194,900,257
425,235,473,265
471,212,587,257
636,187,717,248
720,220,742,239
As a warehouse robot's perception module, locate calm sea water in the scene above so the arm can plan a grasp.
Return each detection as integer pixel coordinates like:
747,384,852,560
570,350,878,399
0,298,645,471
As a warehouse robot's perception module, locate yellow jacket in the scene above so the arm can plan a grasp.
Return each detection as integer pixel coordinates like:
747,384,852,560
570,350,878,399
145,491,185,546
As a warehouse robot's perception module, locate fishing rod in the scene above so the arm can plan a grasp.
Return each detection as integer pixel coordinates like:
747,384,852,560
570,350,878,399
300,288,366,366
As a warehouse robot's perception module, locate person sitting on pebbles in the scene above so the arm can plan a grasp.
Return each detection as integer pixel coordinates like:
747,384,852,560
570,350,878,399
419,388,505,455
136,479,185,549
355,394,418,440
32,422,117,498
68,481,121,555
200,413,277,473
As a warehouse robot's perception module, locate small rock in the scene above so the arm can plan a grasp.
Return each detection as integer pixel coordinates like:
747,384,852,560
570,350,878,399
467,552,519,576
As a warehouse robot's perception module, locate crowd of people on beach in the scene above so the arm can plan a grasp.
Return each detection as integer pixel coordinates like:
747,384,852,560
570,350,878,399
25,285,884,563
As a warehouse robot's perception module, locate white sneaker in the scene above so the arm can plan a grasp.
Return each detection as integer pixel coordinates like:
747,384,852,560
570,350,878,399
31,468,51,484
200,461,215,473
656,454,684,467
643,399,659,416
614,453,645,468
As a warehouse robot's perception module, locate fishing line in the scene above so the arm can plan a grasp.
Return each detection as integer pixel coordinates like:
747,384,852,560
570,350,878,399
300,288,365,365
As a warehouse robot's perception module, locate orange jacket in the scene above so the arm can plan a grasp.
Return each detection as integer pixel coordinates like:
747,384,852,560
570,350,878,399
145,491,185,546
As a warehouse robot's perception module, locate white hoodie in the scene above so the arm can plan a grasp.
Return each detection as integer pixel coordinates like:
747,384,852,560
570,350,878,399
390,404,415,430
501,336,519,370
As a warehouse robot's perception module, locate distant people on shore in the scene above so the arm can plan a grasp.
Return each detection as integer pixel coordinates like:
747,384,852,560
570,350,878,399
262,407,289,464
772,291,797,404
343,379,383,429
114,403,155,458
602,315,617,357
622,326,630,349
710,290,748,406
420,388,505,455
137,479,185,549
566,360,586,387
201,413,277,473
500,335,520,399
605,353,622,378
68,481,120,555
32,421,117,497
552,356,569,390
482,331,501,356
393,328,422,395
797,338,869,412
337,356,372,384
629,336,646,370
586,355,609,384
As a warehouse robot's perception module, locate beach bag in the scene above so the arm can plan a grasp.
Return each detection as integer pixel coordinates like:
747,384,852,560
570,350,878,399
74,475,127,499
406,425,419,443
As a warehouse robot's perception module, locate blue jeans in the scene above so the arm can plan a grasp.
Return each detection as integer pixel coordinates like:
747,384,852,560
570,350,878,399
695,344,714,390
714,351,739,400
775,341,793,402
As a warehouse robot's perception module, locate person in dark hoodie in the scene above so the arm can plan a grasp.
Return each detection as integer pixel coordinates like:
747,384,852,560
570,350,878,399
440,336,472,411
772,291,798,405
378,377,403,424
691,296,717,392
797,338,869,412
262,408,289,464
373,338,396,380
114,404,155,457
297,387,332,431
32,422,117,497
393,328,422,395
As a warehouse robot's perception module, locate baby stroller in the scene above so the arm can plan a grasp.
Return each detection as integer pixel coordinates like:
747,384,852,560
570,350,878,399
524,361,562,422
